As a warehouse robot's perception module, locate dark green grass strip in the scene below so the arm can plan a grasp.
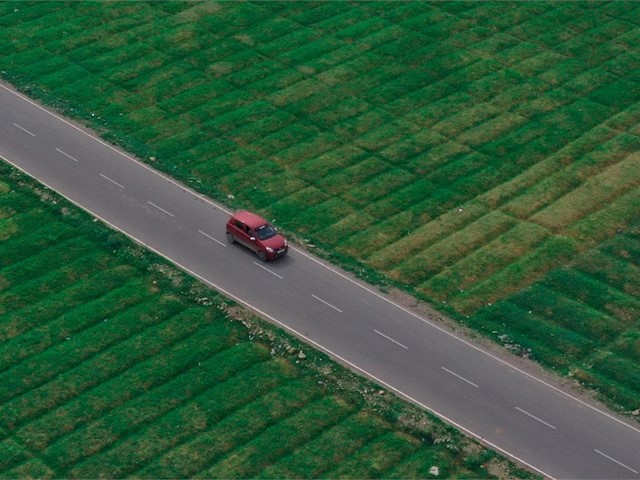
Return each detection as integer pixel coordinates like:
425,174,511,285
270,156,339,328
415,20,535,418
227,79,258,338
468,301,598,369
0,278,152,372
0,457,56,480
0,210,77,268
257,411,388,479
511,284,625,344
384,444,459,479
200,395,355,478
0,295,187,415
0,265,135,343
610,331,640,362
0,438,31,474
0,250,111,314
592,352,640,395
9,307,230,456
0,220,76,268
541,268,640,327
571,356,640,413
44,342,270,474
0,235,98,289
324,430,420,479
68,357,295,478
136,377,322,479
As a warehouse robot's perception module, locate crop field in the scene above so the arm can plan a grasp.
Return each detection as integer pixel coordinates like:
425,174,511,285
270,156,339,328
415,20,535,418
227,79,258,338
0,0,638,423
0,164,532,478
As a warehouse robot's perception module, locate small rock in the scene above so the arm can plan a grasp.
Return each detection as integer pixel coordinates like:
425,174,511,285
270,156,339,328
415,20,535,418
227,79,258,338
632,409,640,416
378,390,384,395
149,156,156,161
228,194,235,200
429,466,439,476
458,208,463,213
298,351,306,359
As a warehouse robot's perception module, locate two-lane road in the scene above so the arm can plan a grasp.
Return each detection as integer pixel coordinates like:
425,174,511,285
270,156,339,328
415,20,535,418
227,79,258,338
1,81,639,479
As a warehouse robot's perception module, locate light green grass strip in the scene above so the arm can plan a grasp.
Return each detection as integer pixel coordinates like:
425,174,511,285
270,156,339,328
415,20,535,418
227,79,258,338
448,235,579,314
367,200,488,271
531,151,640,231
393,210,518,284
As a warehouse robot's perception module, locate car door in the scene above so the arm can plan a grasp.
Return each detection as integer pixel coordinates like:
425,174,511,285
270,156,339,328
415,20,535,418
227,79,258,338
232,220,253,249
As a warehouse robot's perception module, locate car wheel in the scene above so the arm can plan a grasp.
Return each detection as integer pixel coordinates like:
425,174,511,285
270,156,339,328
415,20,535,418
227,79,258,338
257,250,267,262
226,232,235,243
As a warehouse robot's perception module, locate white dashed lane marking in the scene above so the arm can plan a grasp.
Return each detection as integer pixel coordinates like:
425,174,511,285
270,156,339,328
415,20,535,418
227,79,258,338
99,173,125,189
13,122,35,136
442,367,479,388
253,261,283,279
594,449,638,474
515,407,556,429
198,230,226,247
55,148,79,162
311,294,342,313
374,329,408,349
147,201,174,217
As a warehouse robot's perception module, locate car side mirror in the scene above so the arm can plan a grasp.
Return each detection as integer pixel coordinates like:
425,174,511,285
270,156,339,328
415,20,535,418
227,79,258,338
250,237,256,241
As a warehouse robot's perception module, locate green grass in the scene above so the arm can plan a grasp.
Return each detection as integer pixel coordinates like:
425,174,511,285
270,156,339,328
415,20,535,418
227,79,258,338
0,0,639,464
0,162,532,478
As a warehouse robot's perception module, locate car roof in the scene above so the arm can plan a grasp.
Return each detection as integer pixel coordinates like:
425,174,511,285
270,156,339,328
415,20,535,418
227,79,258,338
232,210,269,229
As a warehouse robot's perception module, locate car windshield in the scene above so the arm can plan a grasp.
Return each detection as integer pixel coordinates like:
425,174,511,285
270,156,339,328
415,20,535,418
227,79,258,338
255,224,277,240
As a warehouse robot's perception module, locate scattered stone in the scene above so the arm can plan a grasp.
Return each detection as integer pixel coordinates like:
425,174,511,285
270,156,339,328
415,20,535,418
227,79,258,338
458,208,463,213
270,348,276,356
228,194,235,200
298,351,306,359
429,466,439,476
378,390,385,395
149,156,156,161
632,409,639,416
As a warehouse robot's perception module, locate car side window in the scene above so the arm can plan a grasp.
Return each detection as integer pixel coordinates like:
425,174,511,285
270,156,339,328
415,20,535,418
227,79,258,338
235,220,244,230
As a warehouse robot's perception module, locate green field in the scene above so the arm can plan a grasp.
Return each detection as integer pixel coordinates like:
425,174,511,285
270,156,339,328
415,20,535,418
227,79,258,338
0,164,533,478
0,0,638,459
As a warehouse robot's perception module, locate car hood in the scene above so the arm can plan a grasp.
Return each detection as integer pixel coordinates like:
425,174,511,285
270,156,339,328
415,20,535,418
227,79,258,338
261,234,286,249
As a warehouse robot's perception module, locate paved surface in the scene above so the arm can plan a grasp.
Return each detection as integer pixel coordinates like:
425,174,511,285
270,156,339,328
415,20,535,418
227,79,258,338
1,81,639,479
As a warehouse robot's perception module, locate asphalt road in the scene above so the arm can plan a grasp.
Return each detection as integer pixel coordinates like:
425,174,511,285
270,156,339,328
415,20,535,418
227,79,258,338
1,81,639,479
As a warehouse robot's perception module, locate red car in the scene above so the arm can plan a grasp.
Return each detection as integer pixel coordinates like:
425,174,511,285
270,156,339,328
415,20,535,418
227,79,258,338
226,210,288,261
